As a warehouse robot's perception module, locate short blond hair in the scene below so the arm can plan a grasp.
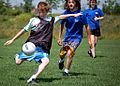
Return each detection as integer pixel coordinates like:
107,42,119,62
37,2,51,12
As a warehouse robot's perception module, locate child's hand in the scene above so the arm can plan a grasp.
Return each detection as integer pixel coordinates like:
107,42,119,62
57,38,62,46
94,16,99,21
4,40,14,46
74,13,83,17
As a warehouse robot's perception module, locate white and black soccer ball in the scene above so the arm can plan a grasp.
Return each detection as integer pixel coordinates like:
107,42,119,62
22,42,36,56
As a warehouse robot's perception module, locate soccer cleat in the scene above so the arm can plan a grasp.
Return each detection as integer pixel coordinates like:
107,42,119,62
92,55,96,58
27,78,37,84
58,59,64,70
88,51,96,58
88,50,92,57
63,72,69,76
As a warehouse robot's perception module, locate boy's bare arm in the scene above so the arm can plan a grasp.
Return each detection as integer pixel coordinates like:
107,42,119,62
59,13,82,19
94,16,104,21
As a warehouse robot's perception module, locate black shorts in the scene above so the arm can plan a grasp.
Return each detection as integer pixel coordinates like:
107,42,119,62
90,29,101,37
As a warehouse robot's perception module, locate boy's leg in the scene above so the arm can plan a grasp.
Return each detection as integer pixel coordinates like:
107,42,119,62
90,35,96,58
94,36,98,47
34,58,49,77
63,49,74,76
58,47,67,70
27,58,49,83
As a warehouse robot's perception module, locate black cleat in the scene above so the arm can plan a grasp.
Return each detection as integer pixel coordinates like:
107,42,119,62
63,72,69,77
88,50,92,57
88,51,96,58
58,59,64,70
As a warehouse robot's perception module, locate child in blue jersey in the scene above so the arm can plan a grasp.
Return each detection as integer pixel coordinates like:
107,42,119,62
84,0,104,58
57,0,91,76
4,1,82,84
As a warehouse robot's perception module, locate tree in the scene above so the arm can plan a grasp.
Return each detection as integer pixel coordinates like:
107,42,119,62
113,3,120,15
23,0,33,13
46,0,62,9
0,0,4,8
5,0,10,7
102,0,117,15
0,0,6,15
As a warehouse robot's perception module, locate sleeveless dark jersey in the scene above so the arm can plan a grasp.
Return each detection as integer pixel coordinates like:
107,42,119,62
26,17,55,54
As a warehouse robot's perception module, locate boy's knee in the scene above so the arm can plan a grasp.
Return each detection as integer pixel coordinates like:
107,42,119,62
15,61,21,65
15,59,23,65
42,58,49,65
46,58,50,64
67,50,74,58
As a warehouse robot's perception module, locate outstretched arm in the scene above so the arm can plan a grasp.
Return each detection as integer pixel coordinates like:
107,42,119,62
54,13,83,24
59,13,82,19
4,29,25,46
94,16,104,21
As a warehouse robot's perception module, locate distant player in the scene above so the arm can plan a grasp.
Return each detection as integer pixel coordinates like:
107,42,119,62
84,0,104,58
4,1,82,84
57,0,91,76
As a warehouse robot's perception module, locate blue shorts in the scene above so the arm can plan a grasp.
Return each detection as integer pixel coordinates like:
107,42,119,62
63,38,82,51
18,47,49,62
59,38,82,58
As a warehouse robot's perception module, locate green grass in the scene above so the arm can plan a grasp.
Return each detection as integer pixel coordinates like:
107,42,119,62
0,14,120,39
0,38,120,86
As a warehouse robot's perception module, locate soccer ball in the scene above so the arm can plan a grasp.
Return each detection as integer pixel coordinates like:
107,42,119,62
22,42,36,56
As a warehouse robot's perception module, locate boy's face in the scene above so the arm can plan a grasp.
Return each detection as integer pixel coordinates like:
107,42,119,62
38,11,47,18
68,0,76,10
90,1,96,8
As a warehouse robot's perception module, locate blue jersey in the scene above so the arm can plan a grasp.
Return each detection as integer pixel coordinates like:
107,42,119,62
60,10,88,42
84,8,104,30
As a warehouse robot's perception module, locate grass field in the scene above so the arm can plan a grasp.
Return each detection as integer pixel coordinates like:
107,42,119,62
0,38,120,86
0,14,120,40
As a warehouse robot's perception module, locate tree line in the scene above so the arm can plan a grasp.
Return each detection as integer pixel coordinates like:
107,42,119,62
0,0,62,15
0,0,120,16
102,0,120,15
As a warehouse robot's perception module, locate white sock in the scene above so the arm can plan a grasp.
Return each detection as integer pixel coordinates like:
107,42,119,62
31,74,37,79
27,74,37,83
64,69,69,73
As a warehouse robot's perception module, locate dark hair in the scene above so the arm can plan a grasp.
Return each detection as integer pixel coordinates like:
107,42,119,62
89,0,97,8
37,2,51,12
64,0,81,10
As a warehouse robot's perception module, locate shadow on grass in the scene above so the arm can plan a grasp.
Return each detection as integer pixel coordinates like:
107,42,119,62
87,55,106,58
96,55,106,58
70,72,97,77
18,77,26,80
0,56,3,59
37,77,61,82
18,77,62,83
